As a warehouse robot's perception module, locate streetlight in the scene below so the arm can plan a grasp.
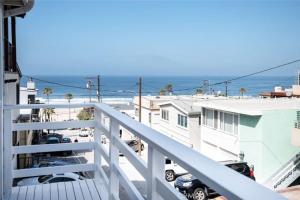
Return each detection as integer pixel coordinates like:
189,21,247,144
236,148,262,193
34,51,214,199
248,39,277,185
86,80,93,103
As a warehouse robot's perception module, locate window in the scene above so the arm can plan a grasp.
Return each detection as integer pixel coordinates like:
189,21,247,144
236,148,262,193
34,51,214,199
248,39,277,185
219,112,224,130
165,158,171,164
48,177,65,183
224,113,233,133
38,175,53,183
198,115,201,125
214,110,218,129
149,113,151,123
203,108,214,127
177,114,187,128
203,108,239,135
161,109,169,121
63,177,76,182
234,114,239,134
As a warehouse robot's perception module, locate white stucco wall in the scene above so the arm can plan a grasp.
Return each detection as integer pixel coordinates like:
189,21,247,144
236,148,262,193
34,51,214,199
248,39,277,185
201,125,239,161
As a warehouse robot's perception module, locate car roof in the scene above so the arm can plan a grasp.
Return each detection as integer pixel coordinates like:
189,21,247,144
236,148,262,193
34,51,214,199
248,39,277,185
219,160,248,165
47,137,59,140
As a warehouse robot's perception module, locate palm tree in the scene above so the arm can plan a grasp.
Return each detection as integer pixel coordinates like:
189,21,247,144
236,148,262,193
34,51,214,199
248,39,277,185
43,108,55,122
65,93,73,120
165,83,173,95
159,89,166,96
195,88,203,95
43,108,55,133
43,87,53,104
239,88,246,98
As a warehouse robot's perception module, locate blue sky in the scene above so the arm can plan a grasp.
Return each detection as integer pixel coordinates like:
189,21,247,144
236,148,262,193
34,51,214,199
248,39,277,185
16,0,300,76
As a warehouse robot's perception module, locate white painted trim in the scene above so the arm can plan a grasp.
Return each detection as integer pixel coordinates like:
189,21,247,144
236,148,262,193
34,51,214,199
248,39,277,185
1,103,285,200
12,120,96,131
4,103,94,110
13,163,95,178
95,103,284,200
113,136,147,177
12,142,94,154
96,164,109,188
3,109,12,199
109,119,119,200
0,4,4,199
94,142,109,163
156,178,186,200
113,163,144,200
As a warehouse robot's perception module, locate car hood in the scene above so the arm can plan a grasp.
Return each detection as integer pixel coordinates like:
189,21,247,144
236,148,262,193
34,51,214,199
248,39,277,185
176,174,196,182
17,177,40,186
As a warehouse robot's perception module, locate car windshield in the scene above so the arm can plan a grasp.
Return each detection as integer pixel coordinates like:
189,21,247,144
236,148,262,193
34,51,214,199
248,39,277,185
38,175,53,183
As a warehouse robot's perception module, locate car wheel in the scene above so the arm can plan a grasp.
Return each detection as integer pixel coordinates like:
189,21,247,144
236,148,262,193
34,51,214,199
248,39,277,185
193,188,207,200
165,170,175,182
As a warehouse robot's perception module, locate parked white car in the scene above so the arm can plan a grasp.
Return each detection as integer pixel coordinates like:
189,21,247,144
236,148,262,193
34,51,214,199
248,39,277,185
17,173,84,186
165,158,187,182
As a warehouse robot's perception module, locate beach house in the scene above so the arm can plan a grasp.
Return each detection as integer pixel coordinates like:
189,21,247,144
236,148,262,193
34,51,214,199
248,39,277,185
156,99,202,151
197,98,300,183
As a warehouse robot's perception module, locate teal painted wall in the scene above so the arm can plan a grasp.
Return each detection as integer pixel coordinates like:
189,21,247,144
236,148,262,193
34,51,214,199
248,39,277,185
239,110,300,182
239,115,264,181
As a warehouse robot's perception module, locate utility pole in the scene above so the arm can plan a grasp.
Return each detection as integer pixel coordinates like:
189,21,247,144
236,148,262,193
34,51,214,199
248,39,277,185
138,77,142,156
225,81,230,97
85,75,101,103
97,75,101,103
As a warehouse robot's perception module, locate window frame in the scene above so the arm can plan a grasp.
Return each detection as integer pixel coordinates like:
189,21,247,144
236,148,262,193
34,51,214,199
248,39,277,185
202,108,239,135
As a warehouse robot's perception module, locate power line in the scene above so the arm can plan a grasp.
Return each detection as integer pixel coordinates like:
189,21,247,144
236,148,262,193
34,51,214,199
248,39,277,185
24,75,98,91
170,59,300,93
224,59,300,83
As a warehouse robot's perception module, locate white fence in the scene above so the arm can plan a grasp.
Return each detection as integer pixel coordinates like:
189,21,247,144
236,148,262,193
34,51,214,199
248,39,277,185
2,103,285,200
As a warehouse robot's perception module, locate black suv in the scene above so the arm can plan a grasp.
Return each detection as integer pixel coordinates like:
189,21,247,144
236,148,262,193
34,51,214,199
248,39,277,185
174,161,255,200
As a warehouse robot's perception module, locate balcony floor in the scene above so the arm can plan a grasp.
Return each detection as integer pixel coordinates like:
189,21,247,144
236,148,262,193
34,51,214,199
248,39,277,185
10,179,107,200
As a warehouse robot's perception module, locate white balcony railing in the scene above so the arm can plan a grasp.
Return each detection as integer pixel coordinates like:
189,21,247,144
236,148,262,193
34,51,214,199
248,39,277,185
2,103,285,200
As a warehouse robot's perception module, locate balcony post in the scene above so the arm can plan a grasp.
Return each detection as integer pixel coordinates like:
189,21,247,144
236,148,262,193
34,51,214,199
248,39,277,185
3,109,12,199
147,146,164,200
109,119,119,200
0,2,4,199
94,108,102,179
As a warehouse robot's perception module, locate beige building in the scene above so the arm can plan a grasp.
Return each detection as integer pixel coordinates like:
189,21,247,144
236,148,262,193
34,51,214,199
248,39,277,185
133,95,179,127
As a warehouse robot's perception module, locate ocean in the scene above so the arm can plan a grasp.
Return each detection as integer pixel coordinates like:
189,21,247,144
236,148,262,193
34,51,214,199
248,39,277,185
20,75,297,99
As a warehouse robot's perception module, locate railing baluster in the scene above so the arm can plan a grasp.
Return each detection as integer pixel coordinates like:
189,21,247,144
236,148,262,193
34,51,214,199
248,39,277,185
3,109,12,199
109,119,120,200
94,108,102,180
147,146,164,200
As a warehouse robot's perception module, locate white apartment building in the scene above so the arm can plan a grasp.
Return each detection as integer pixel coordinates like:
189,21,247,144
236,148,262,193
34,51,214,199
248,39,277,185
196,98,300,182
156,99,202,151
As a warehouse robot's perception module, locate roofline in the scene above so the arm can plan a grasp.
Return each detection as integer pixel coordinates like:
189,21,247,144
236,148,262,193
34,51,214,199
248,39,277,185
200,104,263,116
159,101,202,116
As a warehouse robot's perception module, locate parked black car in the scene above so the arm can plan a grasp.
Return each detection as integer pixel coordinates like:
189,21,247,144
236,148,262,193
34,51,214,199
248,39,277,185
174,161,255,200
47,133,63,142
45,134,72,156
61,137,72,143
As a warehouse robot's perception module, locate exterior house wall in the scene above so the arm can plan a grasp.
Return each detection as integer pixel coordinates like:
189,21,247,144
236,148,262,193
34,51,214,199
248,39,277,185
155,105,191,147
260,110,299,181
239,115,264,182
188,115,201,151
153,105,201,151
201,125,240,161
237,110,299,182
